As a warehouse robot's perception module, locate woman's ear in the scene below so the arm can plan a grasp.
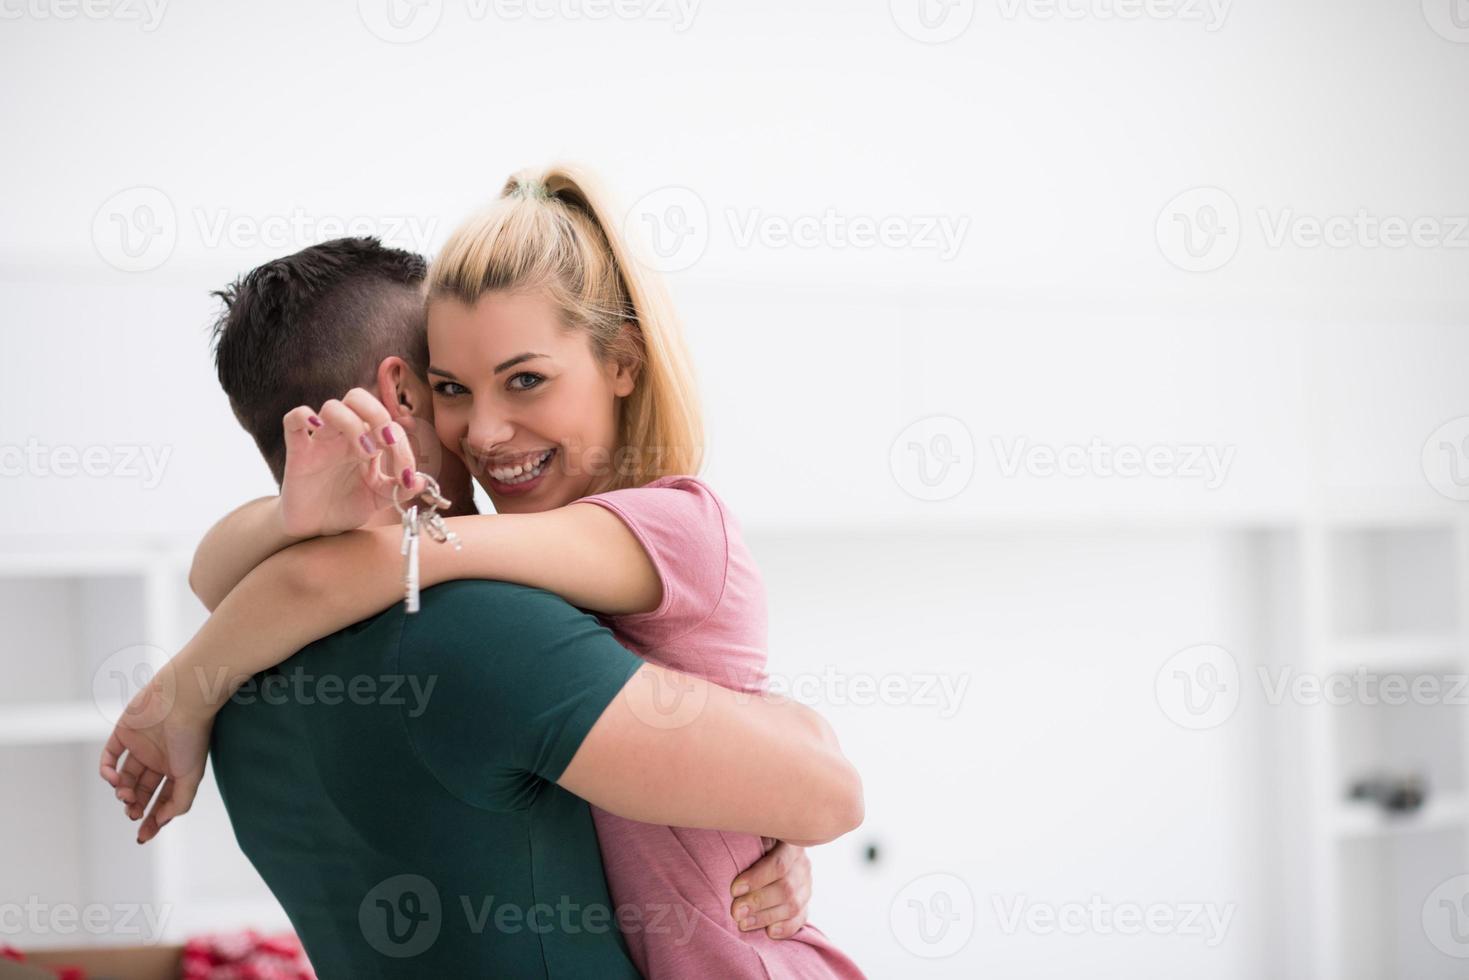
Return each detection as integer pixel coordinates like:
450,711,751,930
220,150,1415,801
608,323,641,398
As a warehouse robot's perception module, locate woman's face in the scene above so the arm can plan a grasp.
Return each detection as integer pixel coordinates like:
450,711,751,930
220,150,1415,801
426,290,635,514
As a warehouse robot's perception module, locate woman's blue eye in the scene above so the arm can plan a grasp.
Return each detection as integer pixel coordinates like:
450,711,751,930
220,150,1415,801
509,372,545,391
432,380,468,397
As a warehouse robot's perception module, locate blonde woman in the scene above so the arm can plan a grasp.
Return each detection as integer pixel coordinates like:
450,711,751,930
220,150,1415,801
102,167,866,978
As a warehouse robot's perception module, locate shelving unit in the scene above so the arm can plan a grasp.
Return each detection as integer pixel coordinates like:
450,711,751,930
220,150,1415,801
1301,510,1469,980
0,540,290,951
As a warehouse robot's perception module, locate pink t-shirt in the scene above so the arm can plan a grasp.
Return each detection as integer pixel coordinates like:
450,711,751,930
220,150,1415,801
577,475,865,980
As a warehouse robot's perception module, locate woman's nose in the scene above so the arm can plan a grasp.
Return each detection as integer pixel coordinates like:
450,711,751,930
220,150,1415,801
467,407,516,453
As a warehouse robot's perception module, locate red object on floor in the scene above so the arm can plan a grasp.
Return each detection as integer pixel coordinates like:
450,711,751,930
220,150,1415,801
179,932,314,980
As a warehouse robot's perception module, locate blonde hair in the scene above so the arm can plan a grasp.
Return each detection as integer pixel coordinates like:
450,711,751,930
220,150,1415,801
428,164,703,491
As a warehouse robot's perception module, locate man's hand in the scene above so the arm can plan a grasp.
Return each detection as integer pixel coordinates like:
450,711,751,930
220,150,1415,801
280,388,420,537
730,840,813,940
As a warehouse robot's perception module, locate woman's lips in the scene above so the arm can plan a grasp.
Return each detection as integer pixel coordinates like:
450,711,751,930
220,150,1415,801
481,448,556,497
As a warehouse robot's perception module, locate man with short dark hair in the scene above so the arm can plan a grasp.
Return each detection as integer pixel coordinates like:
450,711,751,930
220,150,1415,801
178,239,861,977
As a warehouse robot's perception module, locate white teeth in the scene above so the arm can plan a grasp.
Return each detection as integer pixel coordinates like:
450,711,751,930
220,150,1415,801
487,450,553,484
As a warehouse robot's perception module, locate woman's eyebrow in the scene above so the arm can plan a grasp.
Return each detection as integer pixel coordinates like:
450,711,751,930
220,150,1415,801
491,352,547,374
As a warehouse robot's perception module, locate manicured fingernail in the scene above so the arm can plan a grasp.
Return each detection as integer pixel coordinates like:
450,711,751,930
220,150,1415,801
740,917,756,930
359,434,375,454
732,883,749,898
402,468,414,488
308,415,324,428
382,425,396,445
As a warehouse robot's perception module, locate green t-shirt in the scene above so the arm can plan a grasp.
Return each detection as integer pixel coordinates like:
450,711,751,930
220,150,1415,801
211,580,645,979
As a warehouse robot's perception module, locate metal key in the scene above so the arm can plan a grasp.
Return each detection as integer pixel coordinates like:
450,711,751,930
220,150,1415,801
401,502,421,613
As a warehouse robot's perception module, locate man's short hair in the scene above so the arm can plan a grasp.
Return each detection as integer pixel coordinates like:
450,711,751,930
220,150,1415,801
210,237,429,484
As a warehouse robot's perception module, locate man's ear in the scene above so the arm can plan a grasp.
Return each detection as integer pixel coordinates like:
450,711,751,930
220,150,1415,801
374,356,429,420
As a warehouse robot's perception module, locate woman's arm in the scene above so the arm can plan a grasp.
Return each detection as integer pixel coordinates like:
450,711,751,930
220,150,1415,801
175,504,663,718
189,497,305,612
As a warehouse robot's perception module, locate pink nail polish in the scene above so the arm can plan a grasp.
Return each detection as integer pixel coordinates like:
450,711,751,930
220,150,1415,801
359,434,375,454
382,425,396,445
308,415,324,428
402,467,414,488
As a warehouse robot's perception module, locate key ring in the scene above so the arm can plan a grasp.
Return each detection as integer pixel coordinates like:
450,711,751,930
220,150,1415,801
393,472,451,518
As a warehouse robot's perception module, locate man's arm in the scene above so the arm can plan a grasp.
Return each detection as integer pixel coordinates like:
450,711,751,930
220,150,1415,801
558,664,864,845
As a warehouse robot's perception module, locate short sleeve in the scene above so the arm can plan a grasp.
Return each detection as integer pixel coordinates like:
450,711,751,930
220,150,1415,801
577,476,731,637
397,579,643,811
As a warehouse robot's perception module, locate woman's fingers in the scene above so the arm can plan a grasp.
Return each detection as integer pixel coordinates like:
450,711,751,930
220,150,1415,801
317,399,375,461
340,388,419,490
99,732,127,786
126,766,165,821
282,405,322,458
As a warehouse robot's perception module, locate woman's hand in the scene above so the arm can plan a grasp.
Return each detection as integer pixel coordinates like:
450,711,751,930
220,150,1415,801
98,663,215,844
279,388,421,538
730,840,813,940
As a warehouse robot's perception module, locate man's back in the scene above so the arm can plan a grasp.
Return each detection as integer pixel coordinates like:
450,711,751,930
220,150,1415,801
211,580,644,979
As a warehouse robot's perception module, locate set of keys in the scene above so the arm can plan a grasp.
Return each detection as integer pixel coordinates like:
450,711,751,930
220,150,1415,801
395,473,462,613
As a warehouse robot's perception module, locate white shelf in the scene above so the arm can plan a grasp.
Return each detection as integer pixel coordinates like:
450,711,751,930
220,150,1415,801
1335,794,1469,841
0,700,111,746
1327,635,1463,673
